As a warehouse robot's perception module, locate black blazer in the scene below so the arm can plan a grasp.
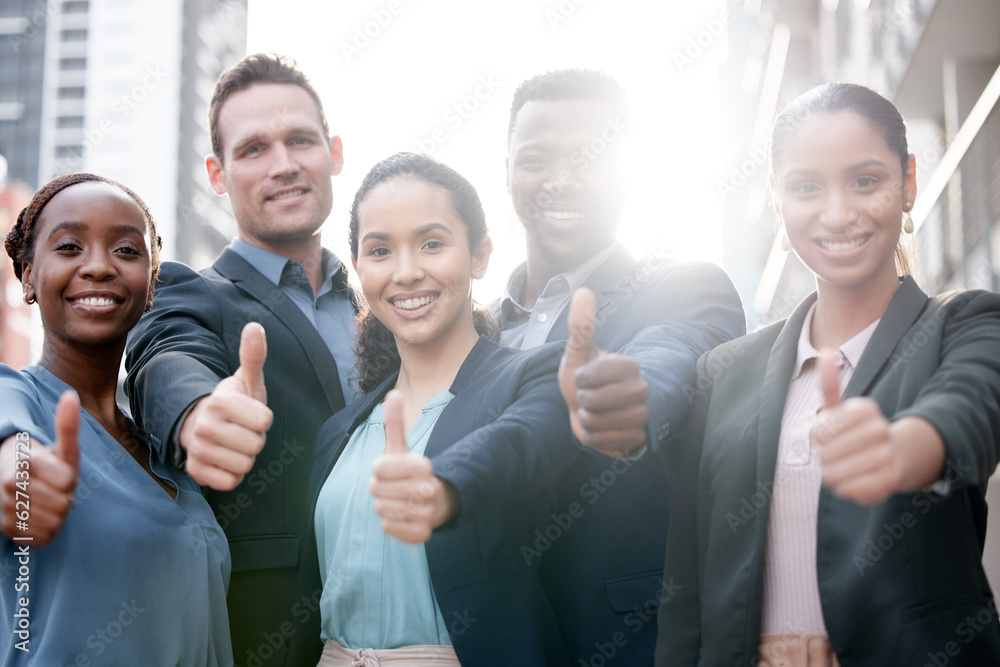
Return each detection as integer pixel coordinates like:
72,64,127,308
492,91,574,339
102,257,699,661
125,249,355,667
293,337,580,666
656,277,1000,666
529,246,745,665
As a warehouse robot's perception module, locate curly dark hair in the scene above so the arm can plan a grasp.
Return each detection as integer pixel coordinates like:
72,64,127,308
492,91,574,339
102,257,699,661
209,53,330,161
349,152,496,394
508,69,629,146
4,172,162,283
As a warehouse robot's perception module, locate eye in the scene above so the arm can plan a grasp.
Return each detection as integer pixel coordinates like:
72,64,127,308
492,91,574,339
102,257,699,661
290,136,312,147
790,181,820,196
114,244,142,257
54,241,81,252
422,239,444,251
242,144,261,157
368,246,390,258
852,175,879,189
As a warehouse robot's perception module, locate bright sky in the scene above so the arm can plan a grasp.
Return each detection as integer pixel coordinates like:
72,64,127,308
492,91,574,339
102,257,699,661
247,0,730,298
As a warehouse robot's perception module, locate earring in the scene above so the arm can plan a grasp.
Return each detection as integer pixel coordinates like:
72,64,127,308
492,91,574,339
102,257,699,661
779,233,791,252
23,288,35,305
144,301,153,313
903,202,914,234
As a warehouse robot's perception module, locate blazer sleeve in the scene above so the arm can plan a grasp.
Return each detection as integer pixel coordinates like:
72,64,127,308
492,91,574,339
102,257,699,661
431,343,579,524
616,261,746,451
893,290,1000,488
124,263,235,463
654,352,711,666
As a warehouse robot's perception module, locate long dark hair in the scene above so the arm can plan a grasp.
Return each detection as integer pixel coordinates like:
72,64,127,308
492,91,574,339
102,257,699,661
349,152,496,394
769,82,914,276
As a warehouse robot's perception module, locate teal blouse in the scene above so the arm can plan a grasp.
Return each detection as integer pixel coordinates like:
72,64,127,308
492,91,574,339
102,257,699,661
315,390,455,649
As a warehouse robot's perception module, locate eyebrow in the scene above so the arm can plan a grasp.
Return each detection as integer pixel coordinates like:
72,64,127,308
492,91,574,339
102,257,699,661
784,159,889,179
47,221,146,238
230,126,324,154
359,222,455,245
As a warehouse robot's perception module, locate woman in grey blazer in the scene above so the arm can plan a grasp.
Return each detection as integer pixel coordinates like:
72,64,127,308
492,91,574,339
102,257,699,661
656,83,1000,666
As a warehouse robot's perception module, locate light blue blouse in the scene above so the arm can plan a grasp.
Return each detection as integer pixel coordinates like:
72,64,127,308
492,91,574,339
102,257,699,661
0,365,232,666
315,389,454,649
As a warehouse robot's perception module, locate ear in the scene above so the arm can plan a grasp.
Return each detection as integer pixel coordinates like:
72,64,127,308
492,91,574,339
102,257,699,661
329,136,344,177
471,236,493,280
505,156,511,195
351,256,358,274
206,154,228,195
904,153,917,209
21,264,34,303
768,176,782,221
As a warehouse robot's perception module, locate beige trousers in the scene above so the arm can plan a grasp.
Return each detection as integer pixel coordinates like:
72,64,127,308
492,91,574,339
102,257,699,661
316,639,460,667
758,633,841,667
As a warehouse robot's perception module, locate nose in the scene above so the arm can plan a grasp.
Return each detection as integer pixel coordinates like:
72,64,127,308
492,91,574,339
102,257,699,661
818,191,858,231
268,143,300,179
79,248,116,281
542,159,584,196
392,249,424,285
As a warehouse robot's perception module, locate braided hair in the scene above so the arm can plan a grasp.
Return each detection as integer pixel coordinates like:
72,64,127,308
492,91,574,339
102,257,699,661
4,172,163,282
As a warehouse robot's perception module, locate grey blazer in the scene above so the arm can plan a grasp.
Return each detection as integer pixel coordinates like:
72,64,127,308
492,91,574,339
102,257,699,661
656,276,1000,666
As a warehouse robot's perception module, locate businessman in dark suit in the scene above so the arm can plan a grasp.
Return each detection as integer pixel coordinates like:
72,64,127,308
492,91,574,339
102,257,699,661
126,54,355,667
495,69,746,665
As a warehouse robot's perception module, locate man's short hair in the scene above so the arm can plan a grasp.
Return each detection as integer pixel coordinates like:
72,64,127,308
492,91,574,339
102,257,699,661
209,53,330,161
507,69,629,146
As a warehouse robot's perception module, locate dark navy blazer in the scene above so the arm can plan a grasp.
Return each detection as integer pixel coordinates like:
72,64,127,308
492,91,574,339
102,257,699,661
521,246,746,666
294,336,581,666
126,249,354,667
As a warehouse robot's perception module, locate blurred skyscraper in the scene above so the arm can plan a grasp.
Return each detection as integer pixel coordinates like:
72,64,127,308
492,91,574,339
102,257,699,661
0,0,248,267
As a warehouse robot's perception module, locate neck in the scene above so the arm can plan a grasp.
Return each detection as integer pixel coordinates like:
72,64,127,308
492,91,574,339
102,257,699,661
810,271,901,350
242,233,326,296
38,339,125,427
394,321,480,407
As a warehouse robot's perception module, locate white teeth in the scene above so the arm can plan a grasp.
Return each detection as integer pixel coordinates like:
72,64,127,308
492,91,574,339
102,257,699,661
75,297,117,307
544,211,583,221
271,189,305,201
392,295,436,310
820,237,866,251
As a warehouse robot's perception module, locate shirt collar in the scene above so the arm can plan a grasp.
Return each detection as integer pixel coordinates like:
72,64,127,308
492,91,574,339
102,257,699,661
500,241,621,313
792,302,881,379
229,238,346,292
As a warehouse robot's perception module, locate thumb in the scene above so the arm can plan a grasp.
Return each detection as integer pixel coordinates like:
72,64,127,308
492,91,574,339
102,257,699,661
817,348,842,410
562,288,599,375
236,322,268,402
383,390,408,456
54,390,80,474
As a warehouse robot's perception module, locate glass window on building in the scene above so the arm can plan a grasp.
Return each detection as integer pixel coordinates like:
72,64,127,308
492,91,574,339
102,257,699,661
57,87,85,99
60,29,87,42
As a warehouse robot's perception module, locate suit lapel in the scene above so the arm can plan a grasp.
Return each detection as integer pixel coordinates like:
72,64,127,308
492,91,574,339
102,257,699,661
756,293,817,492
844,276,928,399
212,249,347,411
547,245,638,343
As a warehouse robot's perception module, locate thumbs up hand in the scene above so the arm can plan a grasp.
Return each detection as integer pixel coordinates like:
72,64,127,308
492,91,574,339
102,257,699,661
180,322,274,491
370,390,457,544
559,288,650,457
813,348,945,505
1,391,81,545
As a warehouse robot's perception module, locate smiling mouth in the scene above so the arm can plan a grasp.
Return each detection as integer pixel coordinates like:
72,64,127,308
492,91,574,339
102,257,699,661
391,295,437,310
543,210,584,221
70,296,123,307
819,236,869,251
268,188,307,201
